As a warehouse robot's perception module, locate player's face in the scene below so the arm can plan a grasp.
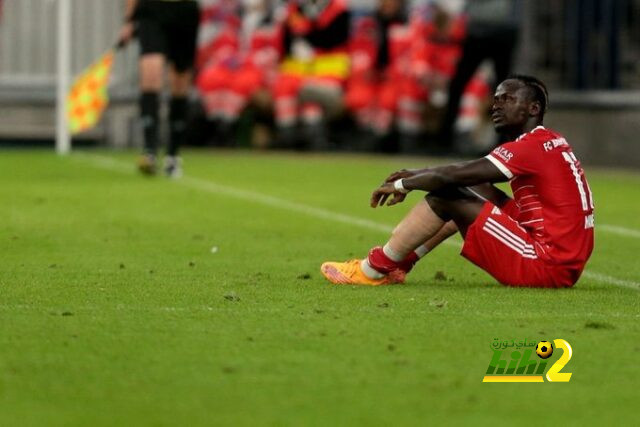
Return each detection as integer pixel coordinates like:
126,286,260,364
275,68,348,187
491,80,532,134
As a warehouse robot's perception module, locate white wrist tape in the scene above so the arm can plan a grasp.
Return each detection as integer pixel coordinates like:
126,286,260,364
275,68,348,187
393,179,409,194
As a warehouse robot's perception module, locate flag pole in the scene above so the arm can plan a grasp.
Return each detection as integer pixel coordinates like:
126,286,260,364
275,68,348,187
56,0,71,155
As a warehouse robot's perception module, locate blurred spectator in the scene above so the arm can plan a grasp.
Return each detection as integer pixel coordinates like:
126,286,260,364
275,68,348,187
398,0,468,152
190,0,500,154
196,0,282,145
344,0,490,154
437,0,522,151
273,0,351,149
344,0,409,151
118,0,201,177
196,0,241,73
411,1,494,154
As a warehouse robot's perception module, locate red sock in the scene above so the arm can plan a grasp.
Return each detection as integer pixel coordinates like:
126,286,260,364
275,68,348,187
398,251,419,273
367,246,419,274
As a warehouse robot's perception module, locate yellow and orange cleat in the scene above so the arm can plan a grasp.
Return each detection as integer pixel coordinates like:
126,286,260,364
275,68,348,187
320,259,405,286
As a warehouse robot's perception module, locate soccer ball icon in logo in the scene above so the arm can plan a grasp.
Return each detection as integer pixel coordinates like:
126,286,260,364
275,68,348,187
536,341,554,359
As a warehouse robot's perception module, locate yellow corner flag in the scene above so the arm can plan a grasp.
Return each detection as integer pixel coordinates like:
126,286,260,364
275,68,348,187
67,50,114,134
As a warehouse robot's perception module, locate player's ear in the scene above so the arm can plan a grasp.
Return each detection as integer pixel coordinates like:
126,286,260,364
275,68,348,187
529,100,542,117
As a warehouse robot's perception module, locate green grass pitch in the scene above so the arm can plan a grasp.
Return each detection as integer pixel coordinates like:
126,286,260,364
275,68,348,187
1,149,639,425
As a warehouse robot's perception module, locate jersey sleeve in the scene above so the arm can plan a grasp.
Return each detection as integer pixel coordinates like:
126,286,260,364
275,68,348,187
485,135,543,179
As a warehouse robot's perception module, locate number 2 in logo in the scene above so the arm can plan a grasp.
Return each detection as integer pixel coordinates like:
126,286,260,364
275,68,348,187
546,339,573,382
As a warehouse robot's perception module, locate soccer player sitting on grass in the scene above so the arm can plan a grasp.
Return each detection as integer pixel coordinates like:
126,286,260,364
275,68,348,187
321,75,594,288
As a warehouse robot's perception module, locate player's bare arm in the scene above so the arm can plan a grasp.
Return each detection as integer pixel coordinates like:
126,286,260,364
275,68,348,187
371,157,507,207
118,0,139,46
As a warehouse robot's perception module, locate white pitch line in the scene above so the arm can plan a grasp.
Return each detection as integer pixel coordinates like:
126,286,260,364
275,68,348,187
73,153,639,291
599,224,640,239
79,153,135,174
581,271,640,291
182,175,398,235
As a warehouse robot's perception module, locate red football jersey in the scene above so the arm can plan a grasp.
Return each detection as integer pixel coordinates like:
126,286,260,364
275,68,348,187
485,126,595,269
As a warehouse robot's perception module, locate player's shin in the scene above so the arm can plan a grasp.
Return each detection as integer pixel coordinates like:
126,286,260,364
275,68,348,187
386,199,446,258
362,200,449,279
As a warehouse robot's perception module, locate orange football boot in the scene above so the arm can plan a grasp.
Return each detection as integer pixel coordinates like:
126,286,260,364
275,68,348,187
320,259,404,286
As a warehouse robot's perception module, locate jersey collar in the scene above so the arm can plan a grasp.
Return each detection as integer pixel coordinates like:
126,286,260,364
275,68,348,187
516,125,546,141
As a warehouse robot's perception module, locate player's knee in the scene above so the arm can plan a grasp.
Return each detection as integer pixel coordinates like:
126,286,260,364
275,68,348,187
425,193,452,221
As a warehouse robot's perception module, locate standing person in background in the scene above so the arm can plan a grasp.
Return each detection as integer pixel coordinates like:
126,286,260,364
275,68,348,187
437,0,521,152
118,0,201,178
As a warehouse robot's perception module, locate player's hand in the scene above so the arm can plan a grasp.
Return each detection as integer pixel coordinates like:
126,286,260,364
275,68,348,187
370,182,407,208
117,22,135,47
383,168,422,184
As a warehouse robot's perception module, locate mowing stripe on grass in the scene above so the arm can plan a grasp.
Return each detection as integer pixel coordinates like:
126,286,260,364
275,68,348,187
599,224,640,239
73,153,639,291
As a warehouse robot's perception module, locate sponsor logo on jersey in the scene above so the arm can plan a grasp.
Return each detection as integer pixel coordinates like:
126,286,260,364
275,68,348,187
543,138,568,152
493,146,513,162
